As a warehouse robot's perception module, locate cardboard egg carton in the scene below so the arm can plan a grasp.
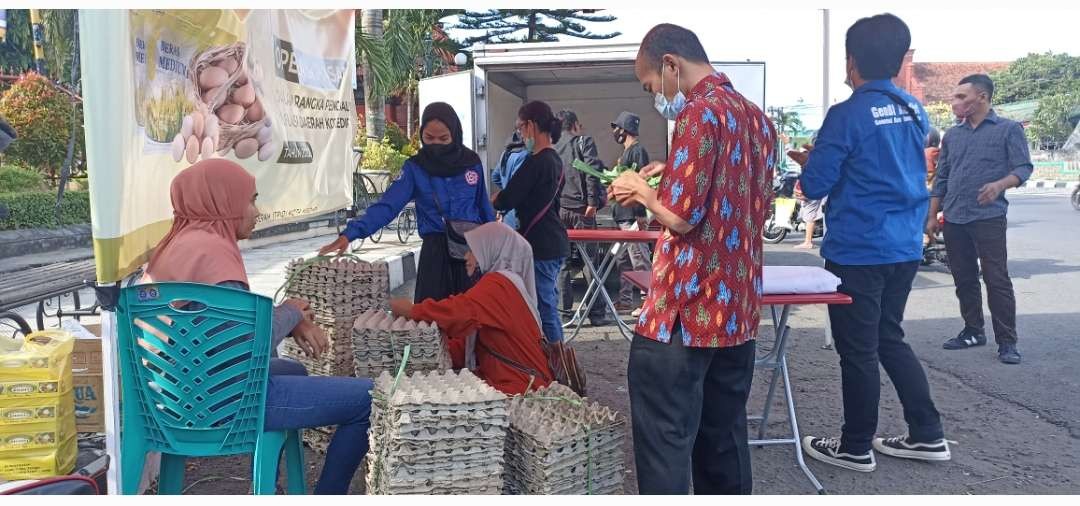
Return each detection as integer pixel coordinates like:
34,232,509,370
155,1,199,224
502,383,626,495
280,257,391,381
352,310,451,379
365,369,509,495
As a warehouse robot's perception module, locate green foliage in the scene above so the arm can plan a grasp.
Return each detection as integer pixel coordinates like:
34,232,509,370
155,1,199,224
990,52,1080,105
452,10,621,44
359,137,410,177
0,165,45,193
0,190,90,230
0,72,84,177
42,9,78,86
0,10,33,73
384,121,409,151
1029,93,1080,149
925,101,956,133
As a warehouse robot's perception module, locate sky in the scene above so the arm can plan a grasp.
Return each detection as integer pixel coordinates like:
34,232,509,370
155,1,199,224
446,5,1080,129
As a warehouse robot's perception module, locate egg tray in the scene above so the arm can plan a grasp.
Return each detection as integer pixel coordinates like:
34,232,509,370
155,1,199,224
352,311,451,379
501,383,626,495
365,369,509,495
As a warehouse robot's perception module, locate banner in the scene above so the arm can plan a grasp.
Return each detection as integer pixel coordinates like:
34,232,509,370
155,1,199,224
80,10,356,283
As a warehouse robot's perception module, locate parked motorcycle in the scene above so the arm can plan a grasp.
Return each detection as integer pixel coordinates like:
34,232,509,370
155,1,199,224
1071,175,1080,211
922,212,949,271
763,169,823,244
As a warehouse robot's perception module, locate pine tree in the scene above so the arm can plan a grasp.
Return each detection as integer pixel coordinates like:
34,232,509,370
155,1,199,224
451,10,620,45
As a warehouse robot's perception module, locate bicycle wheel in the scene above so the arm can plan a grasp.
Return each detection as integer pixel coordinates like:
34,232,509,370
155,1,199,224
370,224,384,243
398,208,416,244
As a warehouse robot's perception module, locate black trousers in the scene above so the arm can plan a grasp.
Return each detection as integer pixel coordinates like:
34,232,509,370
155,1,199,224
943,217,1018,346
826,261,944,454
628,325,755,495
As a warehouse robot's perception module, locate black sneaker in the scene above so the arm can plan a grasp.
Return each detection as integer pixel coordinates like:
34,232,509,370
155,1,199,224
873,434,951,462
998,343,1022,364
942,329,987,350
801,436,876,472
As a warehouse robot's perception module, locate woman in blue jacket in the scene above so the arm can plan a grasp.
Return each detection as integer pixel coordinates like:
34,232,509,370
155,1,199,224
320,102,495,302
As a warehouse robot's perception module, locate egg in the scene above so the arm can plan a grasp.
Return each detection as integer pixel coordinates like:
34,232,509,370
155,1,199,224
180,115,193,138
217,104,245,125
216,57,239,75
190,111,205,139
256,125,272,145
235,74,249,87
201,136,216,159
171,134,186,162
245,101,264,122
185,135,200,164
202,87,220,105
198,66,228,90
204,114,219,141
234,138,259,159
258,141,276,162
232,83,256,107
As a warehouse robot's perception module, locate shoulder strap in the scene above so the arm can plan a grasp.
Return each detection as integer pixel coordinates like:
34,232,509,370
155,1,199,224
874,90,923,127
522,168,564,237
477,340,552,383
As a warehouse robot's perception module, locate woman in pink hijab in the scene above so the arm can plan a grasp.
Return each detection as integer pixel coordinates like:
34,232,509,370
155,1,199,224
145,159,372,494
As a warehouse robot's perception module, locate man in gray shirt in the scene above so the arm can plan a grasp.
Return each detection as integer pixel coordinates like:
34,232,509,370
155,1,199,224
927,74,1033,365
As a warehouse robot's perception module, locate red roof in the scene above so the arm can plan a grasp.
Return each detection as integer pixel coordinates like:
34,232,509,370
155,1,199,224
909,61,1010,104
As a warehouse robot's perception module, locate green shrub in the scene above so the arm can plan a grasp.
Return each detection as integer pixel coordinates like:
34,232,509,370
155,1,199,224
0,165,45,193
0,72,85,178
359,137,409,177
0,190,91,230
384,121,409,151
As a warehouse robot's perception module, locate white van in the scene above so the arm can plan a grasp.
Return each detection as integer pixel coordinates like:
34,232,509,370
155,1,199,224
419,41,766,178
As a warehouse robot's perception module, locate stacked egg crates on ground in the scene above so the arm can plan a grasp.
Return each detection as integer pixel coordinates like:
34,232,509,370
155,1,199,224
503,383,626,495
352,310,451,379
365,369,508,495
280,256,389,452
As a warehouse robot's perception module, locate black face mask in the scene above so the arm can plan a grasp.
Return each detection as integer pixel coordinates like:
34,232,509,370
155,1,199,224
421,143,456,158
613,131,627,144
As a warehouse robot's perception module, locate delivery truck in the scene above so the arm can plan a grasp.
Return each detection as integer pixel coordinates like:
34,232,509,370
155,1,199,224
419,40,766,177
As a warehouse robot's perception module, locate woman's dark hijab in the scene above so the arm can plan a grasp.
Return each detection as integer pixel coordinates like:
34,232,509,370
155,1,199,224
410,102,482,177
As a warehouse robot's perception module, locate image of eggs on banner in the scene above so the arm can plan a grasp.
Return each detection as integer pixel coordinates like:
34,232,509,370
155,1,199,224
176,42,276,163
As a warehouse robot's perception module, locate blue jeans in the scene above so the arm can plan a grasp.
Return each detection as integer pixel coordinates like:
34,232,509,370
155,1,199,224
534,257,566,343
264,373,373,494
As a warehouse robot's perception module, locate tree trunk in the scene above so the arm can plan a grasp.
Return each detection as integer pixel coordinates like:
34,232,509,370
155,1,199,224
527,13,537,41
406,88,414,139
361,9,385,142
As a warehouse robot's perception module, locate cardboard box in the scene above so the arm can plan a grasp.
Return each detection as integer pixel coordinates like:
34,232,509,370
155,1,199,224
70,338,104,433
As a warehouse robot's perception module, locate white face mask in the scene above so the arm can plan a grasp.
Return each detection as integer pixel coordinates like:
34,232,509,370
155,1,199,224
654,62,687,120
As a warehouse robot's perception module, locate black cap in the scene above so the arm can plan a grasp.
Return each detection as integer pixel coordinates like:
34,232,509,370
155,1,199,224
611,111,640,136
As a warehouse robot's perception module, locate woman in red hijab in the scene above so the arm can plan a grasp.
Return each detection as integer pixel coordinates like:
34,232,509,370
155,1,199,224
144,159,371,494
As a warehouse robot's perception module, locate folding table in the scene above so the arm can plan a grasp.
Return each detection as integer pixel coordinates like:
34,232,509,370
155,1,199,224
563,228,660,342
621,268,851,494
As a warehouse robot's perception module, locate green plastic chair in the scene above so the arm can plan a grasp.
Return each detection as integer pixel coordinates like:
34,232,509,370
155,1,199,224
115,282,305,495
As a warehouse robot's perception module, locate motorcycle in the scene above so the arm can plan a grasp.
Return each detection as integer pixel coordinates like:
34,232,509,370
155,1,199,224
763,169,823,244
922,212,949,271
1071,175,1080,211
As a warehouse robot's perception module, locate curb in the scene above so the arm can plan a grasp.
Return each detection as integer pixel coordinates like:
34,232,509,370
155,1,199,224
1017,180,1079,193
383,247,421,292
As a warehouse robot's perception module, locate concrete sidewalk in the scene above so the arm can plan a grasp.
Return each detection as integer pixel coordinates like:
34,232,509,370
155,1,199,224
2,231,421,332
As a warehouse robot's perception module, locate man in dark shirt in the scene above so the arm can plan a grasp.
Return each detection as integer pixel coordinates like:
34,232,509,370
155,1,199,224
555,110,615,326
928,74,1033,365
610,111,653,313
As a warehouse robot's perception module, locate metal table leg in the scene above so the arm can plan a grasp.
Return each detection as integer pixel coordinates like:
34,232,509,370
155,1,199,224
563,241,633,342
748,303,827,494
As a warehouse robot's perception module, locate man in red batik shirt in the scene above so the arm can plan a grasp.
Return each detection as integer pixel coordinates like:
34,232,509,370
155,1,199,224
610,23,777,495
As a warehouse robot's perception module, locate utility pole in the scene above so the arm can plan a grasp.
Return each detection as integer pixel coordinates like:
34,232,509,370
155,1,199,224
822,8,830,121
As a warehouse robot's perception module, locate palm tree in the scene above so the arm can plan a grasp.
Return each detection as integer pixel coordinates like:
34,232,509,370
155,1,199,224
359,10,385,142
356,9,461,141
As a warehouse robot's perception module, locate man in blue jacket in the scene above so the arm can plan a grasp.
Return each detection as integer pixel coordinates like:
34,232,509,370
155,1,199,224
492,131,529,230
789,13,951,473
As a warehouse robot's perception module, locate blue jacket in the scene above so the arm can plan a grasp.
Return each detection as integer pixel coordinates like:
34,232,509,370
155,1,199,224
800,79,930,265
344,160,496,241
491,149,529,229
